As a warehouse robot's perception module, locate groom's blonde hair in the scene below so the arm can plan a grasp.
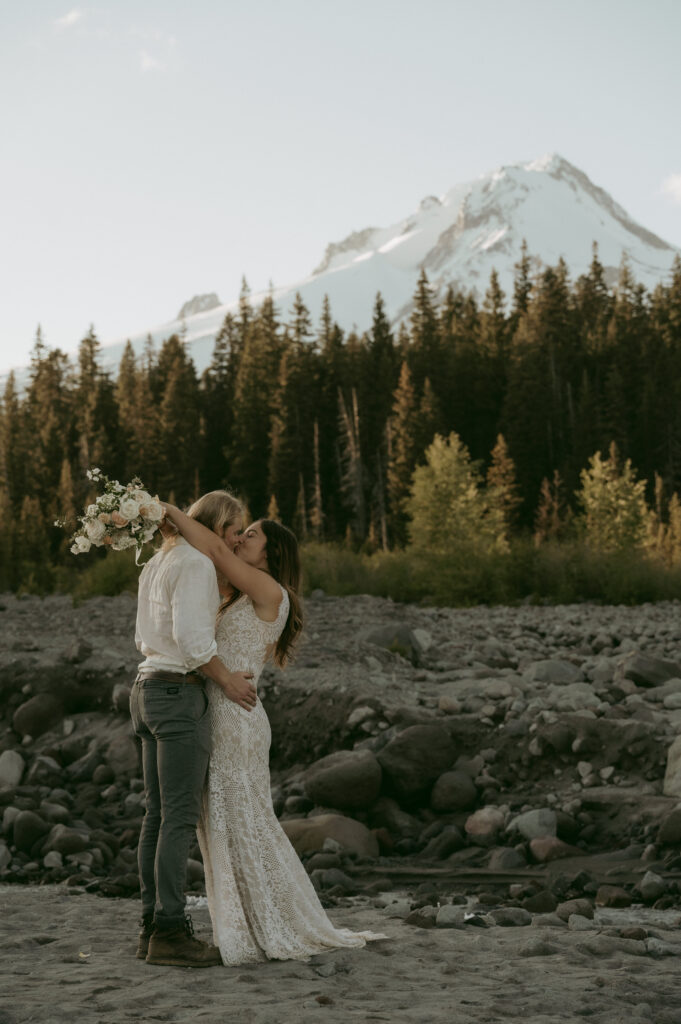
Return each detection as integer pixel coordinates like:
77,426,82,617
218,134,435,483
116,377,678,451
186,490,244,534
162,490,244,551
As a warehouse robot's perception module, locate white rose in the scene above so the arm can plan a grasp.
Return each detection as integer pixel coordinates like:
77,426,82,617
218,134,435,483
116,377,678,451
85,519,107,543
141,526,157,543
111,532,136,551
73,535,91,554
132,488,152,505
118,496,140,520
140,498,164,522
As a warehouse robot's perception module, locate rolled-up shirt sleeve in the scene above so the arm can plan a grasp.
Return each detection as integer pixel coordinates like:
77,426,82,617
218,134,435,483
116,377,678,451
170,560,219,670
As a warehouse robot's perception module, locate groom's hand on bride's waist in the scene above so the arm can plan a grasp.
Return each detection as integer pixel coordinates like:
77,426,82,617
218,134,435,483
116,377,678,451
222,670,257,710
199,655,257,711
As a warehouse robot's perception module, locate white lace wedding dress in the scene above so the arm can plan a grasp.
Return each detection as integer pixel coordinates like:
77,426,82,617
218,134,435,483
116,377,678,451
197,585,385,965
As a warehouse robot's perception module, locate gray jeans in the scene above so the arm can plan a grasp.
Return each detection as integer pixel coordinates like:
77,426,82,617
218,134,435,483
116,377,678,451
129,676,210,927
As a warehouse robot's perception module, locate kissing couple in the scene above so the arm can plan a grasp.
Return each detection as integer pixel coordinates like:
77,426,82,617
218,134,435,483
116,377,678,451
130,490,384,967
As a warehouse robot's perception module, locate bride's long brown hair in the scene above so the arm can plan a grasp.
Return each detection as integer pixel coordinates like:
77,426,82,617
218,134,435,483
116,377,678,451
220,519,303,667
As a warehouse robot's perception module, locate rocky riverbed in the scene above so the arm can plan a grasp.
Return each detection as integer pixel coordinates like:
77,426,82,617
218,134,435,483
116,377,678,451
3,591,681,969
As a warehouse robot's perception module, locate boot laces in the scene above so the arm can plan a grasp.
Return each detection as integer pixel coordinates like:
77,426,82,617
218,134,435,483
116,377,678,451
183,915,196,938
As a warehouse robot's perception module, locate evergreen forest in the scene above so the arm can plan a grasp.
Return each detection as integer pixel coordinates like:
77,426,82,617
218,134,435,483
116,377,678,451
3,243,681,604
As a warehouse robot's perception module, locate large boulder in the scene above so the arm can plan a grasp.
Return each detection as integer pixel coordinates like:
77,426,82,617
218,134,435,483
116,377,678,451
365,625,427,666
623,654,681,688
44,824,90,856
12,810,50,853
303,749,382,810
377,724,456,802
507,808,557,840
464,806,505,847
12,694,63,739
281,814,379,858
0,749,25,789
430,771,477,812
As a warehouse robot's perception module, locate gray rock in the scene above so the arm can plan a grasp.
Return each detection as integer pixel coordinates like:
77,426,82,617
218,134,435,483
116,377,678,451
418,824,464,860
13,810,50,853
186,858,205,884
365,624,427,665
377,724,456,801
382,899,412,919
45,824,89,856
488,847,526,870
303,749,382,810
39,801,71,825
0,749,25,789
405,905,439,928
624,653,681,688
507,808,557,840
646,937,680,957
435,904,467,928
526,660,583,685
465,807,505,846
281,814,379,858
2,806,20,835
556,898,594,921
430,770,477,812
310,867,355,893
657,806,681,844
368,797,420,838
12,694,63,739
43,850,63,869
26,755,62,786
487,907,532,927
638,870,666,902
568,914,596,931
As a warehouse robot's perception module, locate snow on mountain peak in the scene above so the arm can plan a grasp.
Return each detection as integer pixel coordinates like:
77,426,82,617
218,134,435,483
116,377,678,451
7,156,677,383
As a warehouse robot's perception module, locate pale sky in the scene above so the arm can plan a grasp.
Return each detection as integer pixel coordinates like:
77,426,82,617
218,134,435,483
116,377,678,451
1,0,680,374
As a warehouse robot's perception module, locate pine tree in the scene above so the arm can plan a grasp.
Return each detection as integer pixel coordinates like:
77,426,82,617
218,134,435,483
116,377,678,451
534,470,569,545
338,387,366,540
156,336,201,501
406,432,506,554
576,442,650,552
387,362,420,544
408,270,440,393
486,433,521,536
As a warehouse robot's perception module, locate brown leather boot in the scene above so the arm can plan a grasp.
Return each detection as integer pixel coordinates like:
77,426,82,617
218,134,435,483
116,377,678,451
146,916,222,968
136,913,155,960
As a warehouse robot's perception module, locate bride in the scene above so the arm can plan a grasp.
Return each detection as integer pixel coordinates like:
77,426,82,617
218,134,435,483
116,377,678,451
161,504,384,965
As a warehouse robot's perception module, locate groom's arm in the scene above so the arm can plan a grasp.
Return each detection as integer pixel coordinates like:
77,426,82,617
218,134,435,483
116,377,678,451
198,656,257,711
170,559,257,711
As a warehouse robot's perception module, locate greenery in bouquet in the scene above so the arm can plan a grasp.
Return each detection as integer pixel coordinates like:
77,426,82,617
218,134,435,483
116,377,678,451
56,467,164,559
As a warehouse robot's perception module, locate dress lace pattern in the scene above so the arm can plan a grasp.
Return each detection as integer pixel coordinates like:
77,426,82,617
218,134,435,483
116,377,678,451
197,585,384,965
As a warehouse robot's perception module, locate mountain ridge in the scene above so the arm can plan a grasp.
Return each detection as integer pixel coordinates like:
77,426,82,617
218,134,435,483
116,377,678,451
6,155,680,380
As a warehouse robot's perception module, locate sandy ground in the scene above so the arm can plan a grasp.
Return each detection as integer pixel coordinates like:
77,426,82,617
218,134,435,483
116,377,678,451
1,887,679,1024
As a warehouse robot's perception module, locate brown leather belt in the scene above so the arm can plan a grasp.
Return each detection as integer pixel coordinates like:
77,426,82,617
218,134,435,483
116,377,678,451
135,668,204,685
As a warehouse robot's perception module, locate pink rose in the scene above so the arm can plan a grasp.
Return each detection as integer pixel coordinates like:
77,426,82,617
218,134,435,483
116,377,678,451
111,511,129,528
98,512,112,524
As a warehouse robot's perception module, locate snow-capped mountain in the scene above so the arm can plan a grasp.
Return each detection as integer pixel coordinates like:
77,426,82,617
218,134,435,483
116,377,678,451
13,155,681,381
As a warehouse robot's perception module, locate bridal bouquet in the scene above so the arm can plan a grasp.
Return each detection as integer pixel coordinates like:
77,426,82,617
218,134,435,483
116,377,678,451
58,468,164,560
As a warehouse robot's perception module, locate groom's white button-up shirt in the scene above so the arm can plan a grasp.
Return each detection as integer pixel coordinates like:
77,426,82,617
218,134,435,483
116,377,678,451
135,537,220,673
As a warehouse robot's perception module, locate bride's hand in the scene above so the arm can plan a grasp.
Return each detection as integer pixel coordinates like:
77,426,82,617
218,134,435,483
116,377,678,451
158,510,179,540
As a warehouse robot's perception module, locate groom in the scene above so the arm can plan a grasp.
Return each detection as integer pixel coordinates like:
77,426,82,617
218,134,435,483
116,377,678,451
130,490,257,968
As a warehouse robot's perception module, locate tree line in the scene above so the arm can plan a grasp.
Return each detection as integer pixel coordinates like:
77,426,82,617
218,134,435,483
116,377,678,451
1,242,681,591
